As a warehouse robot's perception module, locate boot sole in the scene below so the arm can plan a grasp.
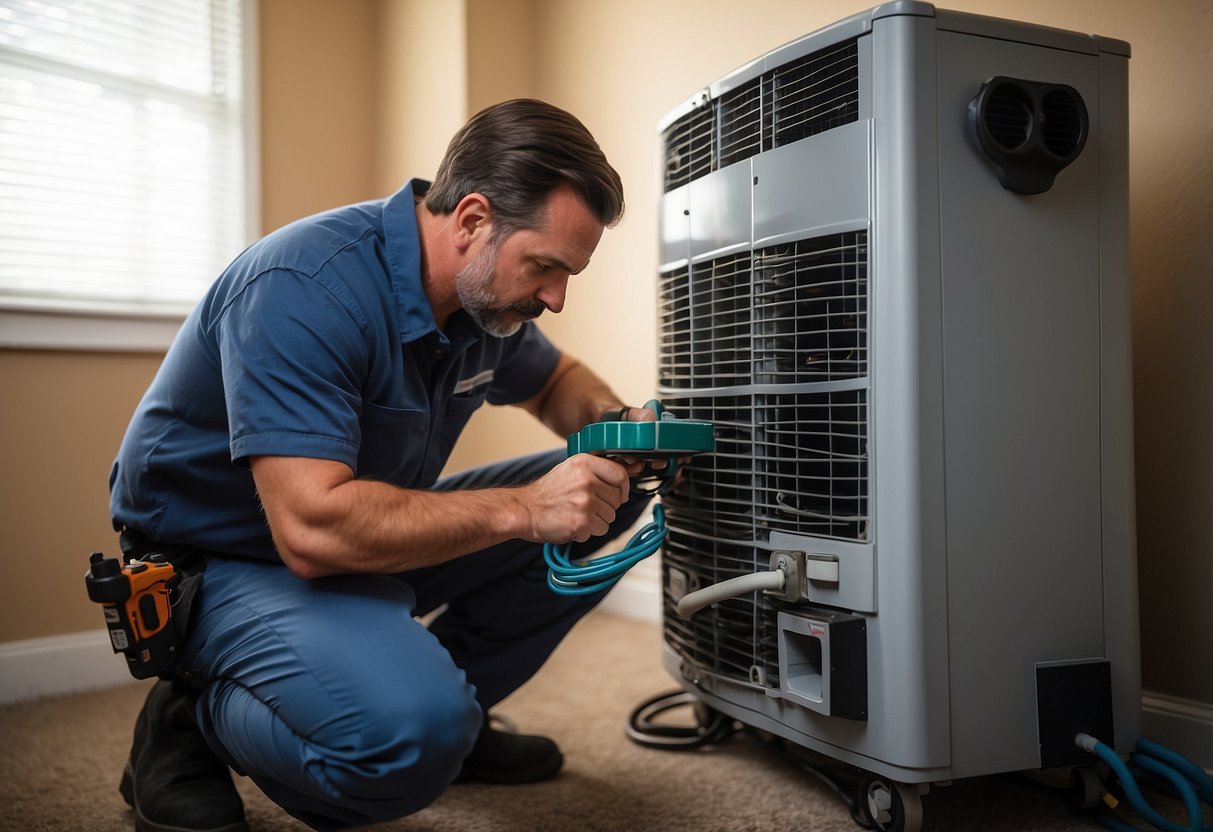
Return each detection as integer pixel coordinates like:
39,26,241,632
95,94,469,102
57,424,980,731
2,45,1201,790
120,762,249,832
455,750,565,785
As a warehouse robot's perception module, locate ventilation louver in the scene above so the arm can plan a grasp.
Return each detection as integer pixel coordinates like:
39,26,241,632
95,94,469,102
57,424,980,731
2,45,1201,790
659,231,871,688
662,38,860,193
663,101,716,192
768,39,861,149
719,79,763,170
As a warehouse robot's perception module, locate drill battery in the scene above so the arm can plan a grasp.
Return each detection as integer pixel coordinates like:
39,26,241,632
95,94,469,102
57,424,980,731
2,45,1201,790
85,551,182,679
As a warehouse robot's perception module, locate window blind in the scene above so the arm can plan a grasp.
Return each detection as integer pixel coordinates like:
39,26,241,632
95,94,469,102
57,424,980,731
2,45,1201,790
0,0,249,315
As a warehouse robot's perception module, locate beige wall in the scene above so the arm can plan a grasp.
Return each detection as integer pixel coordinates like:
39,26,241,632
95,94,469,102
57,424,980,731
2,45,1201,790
1,0,1208,710
0,351,163,637
258,0,379,232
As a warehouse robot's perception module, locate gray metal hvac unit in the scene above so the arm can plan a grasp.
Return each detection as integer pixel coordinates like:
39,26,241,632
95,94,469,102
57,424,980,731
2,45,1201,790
656,1,1137,823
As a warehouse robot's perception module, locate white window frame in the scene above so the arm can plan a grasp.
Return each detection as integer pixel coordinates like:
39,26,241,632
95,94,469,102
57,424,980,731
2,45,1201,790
0,0,261,353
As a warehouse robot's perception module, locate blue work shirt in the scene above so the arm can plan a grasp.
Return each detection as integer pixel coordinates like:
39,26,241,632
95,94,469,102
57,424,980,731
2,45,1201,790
109,179,560,561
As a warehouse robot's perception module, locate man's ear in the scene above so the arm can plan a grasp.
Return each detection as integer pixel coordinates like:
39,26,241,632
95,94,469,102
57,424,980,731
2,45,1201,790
451,193,493,252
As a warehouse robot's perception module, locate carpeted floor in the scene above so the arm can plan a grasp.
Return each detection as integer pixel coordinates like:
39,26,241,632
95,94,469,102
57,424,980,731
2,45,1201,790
0,611,1157,832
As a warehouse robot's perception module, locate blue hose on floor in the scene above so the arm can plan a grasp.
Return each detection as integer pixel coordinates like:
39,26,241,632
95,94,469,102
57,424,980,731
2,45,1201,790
1076,733,1213,832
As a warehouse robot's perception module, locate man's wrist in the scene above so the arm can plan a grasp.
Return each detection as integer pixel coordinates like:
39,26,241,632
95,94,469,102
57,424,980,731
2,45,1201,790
495,485,536,541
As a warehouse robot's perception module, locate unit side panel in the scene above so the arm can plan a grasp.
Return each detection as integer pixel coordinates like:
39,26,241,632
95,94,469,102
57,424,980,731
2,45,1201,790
867,11,953,776
1095,51,1140,755
936,32,1105,775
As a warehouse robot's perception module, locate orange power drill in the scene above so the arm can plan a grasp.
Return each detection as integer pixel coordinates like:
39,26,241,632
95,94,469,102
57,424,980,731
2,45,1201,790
85,552,181,679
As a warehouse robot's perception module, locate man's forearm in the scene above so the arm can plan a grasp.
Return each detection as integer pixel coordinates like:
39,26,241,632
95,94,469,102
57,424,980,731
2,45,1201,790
251,451,631,579
255,459,530,578
521,353,628,438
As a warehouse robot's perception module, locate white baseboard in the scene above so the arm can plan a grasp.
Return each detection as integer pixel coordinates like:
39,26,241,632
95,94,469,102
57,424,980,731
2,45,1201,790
0,630,139,705
1141,690,1213,773
599,563,662,623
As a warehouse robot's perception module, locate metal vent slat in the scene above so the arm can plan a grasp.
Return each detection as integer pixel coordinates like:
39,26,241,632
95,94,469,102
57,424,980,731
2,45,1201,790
755,232,868,383
659,230,871,690
658,266,692,388
691,253,752,387
768,40,860,149
664,395,756,539
662,103,717,192
661,36,860,192
662,528,781,685
755,388,869,540
718,79,763,169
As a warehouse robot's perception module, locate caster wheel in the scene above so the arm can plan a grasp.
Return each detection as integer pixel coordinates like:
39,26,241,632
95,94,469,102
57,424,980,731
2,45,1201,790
856,774,924,832
1069,765,1103,810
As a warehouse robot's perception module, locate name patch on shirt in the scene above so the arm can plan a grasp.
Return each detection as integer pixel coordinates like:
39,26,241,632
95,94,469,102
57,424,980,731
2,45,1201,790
453,369,495,395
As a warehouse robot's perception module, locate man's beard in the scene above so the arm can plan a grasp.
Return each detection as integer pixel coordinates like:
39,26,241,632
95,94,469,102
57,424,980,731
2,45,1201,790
455,239,545,338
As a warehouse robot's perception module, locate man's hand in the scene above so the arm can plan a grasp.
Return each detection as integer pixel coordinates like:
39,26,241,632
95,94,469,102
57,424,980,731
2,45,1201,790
517,454,631,544
613,404,668,473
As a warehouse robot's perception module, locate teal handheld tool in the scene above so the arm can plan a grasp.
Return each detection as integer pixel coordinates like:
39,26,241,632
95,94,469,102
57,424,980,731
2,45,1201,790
565,398,714,488
545,400,715,595
566,403,715,457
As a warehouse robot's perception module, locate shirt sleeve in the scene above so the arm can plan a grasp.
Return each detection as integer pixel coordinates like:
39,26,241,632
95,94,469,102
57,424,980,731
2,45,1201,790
215,269,369,469
485,321,561,405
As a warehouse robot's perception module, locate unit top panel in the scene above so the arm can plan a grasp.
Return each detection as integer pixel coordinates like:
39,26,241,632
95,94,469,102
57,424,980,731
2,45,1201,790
658,3,881,134
657,2,1126,135
934,7,1129,56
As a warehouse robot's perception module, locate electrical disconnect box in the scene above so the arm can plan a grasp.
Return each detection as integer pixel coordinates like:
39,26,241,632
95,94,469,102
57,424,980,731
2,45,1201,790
656,3,1137,825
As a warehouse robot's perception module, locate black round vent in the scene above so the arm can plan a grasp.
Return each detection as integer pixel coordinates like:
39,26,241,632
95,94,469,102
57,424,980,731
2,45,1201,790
968,76,1089,194
1041,89,1085,158
983,82,1033,151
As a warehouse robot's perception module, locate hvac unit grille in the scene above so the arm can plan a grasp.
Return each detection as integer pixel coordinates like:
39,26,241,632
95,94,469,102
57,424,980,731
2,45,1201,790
755,389,869,541
658,231,868,388
662,526,781,687
663,102,716,192
664,387,870,545
768,39,861,149
691,253,753,387
658,254,754,390
662,37,860,192
755,232,868,383
657,265,692,388
660,231,870,688
718,79,764,169
663,395,757,540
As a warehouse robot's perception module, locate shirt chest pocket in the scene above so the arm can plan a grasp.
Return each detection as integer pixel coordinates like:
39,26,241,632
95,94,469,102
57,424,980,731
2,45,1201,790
357,402,428,483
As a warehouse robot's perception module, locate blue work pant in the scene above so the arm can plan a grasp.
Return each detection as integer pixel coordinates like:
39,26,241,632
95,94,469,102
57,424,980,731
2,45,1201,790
176,449,652,830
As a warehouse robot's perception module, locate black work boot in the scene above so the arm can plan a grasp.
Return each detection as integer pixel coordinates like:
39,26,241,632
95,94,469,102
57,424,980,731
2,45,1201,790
453,715,564,785
119,679,248,832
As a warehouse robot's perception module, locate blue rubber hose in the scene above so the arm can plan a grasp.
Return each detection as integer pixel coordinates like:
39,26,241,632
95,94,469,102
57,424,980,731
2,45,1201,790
1135,739,1213,805
1129,753,1204,832
1077,733,1212,832
544,504,668,596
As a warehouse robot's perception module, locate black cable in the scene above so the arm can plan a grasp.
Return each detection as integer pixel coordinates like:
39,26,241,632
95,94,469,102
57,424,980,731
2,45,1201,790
623,690,881,829
624,689,737,750
758,732,878,829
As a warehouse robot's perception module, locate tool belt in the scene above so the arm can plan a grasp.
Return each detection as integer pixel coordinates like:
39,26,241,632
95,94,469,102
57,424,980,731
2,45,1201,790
84,530,212,681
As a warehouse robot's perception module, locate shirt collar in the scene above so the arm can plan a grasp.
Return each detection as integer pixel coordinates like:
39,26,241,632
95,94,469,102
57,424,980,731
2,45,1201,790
383,178,490,356
383,178,439,343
